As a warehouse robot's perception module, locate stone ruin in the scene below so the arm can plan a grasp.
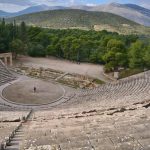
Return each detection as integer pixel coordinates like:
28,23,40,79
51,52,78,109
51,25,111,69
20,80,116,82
0,61,150,150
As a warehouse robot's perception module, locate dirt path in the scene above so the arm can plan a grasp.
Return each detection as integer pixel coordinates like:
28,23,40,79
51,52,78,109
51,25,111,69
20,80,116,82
15,56,111,82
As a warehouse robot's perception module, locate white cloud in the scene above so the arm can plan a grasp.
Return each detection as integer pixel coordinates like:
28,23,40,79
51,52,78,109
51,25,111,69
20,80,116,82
86,3,97,7
140,3,150,9
0,0,33,6
141,4,150,9
127,0,150,9
0,3,28,12
0,0,70,12
30,0,68,6
70,0,75,5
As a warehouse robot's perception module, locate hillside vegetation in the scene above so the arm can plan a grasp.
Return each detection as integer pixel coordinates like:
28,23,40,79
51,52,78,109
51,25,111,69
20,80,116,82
7,9,150,35
1,19,150,74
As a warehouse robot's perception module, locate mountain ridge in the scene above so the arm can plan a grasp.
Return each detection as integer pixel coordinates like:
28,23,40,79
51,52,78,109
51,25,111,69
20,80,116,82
0,10,11,17
1,3,150,26
6,9,150,35
0,4,67,18
82,3,150,26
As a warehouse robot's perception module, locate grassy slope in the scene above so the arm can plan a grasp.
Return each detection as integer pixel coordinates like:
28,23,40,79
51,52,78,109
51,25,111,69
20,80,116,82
7,9,150,35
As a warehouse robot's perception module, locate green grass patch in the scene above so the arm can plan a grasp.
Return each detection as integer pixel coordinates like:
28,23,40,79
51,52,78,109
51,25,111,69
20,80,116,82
119,68,144,79
93,78,105,84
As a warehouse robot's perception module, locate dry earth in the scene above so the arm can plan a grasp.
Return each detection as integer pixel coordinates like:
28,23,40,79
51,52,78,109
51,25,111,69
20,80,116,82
2,78,64,105
15,56,110,82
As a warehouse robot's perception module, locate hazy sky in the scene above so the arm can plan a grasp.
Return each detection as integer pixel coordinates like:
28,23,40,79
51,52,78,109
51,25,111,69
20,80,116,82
0,0,149,12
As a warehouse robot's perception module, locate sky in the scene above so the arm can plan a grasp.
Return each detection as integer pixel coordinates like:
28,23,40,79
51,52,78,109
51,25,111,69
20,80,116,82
0,0,149,12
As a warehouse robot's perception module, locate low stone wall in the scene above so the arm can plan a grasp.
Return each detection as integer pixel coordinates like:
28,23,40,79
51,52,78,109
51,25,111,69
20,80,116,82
14,66,104,89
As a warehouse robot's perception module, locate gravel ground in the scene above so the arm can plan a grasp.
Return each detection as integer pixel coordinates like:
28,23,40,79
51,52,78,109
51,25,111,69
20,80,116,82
15,56,110,82
2,78,64,105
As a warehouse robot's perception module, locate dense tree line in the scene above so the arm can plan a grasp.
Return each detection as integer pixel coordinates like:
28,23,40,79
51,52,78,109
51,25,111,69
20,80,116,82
0,19,150,72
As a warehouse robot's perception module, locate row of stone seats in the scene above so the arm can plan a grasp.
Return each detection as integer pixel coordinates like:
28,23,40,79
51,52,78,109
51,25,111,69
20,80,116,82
20,107,150,150
0,111,29,122
1,70,147,113
0,123,22,150
58,75,150,111
77,75,148,97
0,60,16,86
0,110,32,150
0,103,19,111
28,72,150,112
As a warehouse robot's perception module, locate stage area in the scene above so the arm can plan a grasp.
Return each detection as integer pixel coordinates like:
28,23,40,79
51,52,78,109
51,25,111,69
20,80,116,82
2,78,64,105
15,55,110,82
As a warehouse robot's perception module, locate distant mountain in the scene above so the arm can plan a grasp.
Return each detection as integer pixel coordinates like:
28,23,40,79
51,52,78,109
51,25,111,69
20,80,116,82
12,5,50,16
77,3,150,26
0,5,67,18
0,10,11,17
124,4,150,17
7,9,150,35
12,5,67,17
1,3,150,26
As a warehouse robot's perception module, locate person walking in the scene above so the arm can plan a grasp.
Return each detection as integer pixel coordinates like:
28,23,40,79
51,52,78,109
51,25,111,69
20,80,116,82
33,86,36,93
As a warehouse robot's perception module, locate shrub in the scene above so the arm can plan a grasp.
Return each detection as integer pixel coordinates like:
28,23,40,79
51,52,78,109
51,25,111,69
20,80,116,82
28,44,46,57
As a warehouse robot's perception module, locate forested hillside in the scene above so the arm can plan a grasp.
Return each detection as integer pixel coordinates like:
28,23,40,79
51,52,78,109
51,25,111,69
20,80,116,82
6,9,150,35
0,20,150,73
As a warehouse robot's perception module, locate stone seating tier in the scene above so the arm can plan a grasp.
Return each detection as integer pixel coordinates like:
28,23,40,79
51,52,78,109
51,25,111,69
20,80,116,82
0,65,150,149
0,60,16,86
20,107,150,150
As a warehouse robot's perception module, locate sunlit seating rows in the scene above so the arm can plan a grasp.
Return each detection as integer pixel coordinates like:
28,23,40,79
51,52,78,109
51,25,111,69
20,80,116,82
0,122,20,149
0,111,29,122
0,62,150,149
0,60,16,86
0,110,31,150
19,72,150,149
20,107,150,150
58,75,150,112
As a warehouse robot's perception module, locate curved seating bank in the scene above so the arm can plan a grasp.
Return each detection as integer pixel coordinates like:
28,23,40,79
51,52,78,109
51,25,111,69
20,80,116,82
0,60,16,86
0,60,29,149
0,61,150,149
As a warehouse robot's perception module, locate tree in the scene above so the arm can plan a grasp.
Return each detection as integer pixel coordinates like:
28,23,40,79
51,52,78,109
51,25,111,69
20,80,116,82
12,19,18,39
143,44,150,68
128,40,145,69
28,26,42,42
35,32,50,48
103,39,127,71
47,44,58,56
47,35,62,57
10,39,24,59
107,39,125,53
28,44,46,57
20,21,27,42
0,18,8,52
70,39,83,62
1,18,5,28
89,50,101,63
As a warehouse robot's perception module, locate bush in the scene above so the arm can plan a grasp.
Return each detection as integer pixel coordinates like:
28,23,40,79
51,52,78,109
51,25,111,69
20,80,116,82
28,44,46,57
104,63,114,73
